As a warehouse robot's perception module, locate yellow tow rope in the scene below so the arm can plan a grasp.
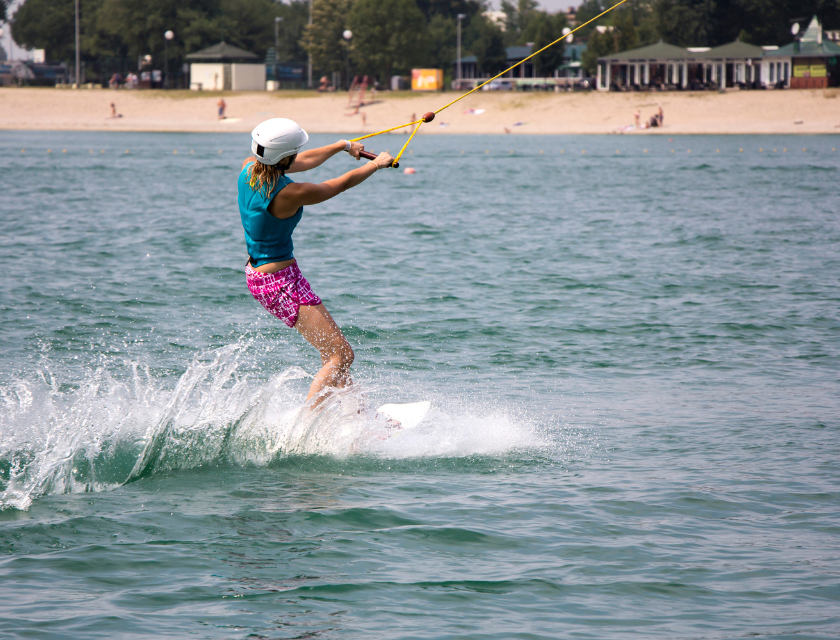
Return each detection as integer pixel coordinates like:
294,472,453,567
350,0,629,165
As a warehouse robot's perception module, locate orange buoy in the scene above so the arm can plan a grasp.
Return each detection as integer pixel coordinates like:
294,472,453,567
403,167,416,174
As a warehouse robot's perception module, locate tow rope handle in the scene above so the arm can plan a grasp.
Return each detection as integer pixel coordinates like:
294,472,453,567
359,149,399,168
358,112,436,169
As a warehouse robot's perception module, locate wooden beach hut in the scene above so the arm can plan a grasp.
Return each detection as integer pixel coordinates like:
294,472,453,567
763,16,840,89
186,42,264,91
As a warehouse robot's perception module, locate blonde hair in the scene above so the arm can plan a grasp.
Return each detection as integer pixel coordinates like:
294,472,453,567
248,155,295,197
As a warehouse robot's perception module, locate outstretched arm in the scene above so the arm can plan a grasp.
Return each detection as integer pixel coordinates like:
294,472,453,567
288,140,365,172
268,152,394,219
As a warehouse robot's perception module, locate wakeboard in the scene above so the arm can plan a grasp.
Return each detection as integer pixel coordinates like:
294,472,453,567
376,401,431,432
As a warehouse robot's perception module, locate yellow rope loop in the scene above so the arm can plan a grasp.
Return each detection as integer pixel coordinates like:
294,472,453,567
394,121,423,164
347,0,629,156
350,119,423,142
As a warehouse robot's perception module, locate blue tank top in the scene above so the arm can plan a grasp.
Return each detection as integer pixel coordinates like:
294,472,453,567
238,162,303,266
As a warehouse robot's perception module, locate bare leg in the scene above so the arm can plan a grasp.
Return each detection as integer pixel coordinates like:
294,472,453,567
295,303,354,401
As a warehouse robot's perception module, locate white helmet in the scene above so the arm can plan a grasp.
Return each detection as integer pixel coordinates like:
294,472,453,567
251,118,309,166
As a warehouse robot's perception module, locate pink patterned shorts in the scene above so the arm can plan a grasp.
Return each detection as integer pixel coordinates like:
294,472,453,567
246,262,322,328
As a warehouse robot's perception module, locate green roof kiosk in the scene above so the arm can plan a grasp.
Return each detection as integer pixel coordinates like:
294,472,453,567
764,16,840,89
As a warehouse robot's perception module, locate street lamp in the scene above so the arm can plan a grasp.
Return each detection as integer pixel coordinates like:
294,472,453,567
164,30,174,89
343,29,352,91
307,0,313,89
75,0,80,85
275,17,283,56
457,14,466,90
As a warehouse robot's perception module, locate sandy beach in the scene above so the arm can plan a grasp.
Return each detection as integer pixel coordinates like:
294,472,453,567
2,86,839,135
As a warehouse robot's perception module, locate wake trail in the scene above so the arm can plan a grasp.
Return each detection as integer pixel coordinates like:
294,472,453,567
0,340,550,510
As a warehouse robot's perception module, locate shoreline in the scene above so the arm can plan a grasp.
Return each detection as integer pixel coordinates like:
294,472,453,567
2,87,839,135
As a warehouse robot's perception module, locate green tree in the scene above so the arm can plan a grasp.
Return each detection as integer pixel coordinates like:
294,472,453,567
11,0,88,61
219,0,276,56
274,0,310,63
304,0,351,76
652,0,710,46
425,14,456,70
581,27,614,76
614,8,638,51
500,0,518,43
415,0,482,21
13,0,284,70
464,13,506,76
87,0,173,62
500,0,539,45
176,6,227,59
347,0,428,80
528,12,569,76
712,0,840,46
574,0,607,38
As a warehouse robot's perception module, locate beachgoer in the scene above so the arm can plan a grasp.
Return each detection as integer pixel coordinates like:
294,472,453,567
658,106,664,126
218,98,226,120
238,118,394,402
634,110,641,127
361,112,366,127
110,102,117,118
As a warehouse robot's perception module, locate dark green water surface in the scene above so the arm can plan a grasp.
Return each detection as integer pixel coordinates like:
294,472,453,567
1,131,839,639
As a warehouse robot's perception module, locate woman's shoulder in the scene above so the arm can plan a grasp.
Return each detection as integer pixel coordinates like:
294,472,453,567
241,156,256,171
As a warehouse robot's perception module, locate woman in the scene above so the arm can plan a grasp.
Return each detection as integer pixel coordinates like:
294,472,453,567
238,118,394,402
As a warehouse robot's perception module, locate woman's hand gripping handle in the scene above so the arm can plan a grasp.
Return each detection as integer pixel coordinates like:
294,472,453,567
359,150,399,169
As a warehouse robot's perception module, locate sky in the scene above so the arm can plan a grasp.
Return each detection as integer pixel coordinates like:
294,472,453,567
2,0,24,59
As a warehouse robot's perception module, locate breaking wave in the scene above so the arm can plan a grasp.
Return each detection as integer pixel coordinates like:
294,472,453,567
0,341,548,510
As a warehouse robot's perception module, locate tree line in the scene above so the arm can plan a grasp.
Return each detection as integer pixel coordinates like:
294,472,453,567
579,0,840,74
9,0,840,81
9,0,566,81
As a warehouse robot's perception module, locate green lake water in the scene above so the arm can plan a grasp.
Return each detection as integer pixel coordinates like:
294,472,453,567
1,130,839,638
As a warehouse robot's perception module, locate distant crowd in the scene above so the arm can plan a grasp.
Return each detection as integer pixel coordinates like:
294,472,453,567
108,73,140,89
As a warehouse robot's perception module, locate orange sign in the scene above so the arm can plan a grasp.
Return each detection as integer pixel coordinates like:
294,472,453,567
412,69,443,91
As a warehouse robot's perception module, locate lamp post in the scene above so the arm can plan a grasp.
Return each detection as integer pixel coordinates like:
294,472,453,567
164,30,174,89
75,0,80,85
343,29,352,91
307,0,313,89
457,14,466,90
275,16,283,55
